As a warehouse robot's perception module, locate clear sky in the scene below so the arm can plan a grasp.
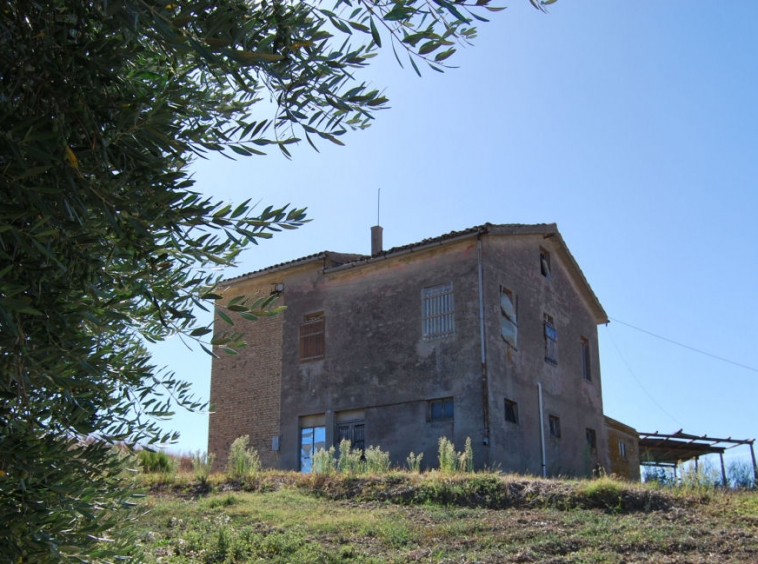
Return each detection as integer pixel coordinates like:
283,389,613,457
152,0,758,468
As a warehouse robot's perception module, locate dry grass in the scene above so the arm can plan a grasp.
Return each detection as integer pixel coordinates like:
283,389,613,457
121,471,758,563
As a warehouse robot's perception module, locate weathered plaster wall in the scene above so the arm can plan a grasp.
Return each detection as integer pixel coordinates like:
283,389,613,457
483,234,608,476
277,239,487,470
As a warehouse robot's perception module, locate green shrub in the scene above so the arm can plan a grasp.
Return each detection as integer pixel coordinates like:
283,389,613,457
191,450,215,485
728,460,756,489
227,436,261,479
312,446,336,475
365,446,391,473
137,449,174,474
406,451,424,473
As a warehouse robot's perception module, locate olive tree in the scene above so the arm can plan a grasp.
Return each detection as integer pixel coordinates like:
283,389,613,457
0,0,551,560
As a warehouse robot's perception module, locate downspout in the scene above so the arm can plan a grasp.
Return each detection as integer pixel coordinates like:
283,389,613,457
538,382,547,477
477,236,490,446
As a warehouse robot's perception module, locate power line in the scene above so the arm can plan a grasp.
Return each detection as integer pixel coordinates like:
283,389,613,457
608,317,758,374
605,325,684,428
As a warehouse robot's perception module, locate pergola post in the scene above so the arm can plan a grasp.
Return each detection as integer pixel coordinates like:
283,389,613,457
719,452,728,488
750,442,757,485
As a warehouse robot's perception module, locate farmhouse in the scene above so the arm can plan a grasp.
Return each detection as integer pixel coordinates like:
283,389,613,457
208,223,612,476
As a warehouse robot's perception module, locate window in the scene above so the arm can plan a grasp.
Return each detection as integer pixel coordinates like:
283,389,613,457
504,399,519,424
618,440,627,459
500,287,518,348
540,247,551,278
549,415,561,438
337,421,365,452
586,428,597,451
544,314,557,365
422,282,455,341
300,425,326,472
581,337,591,381
299,312,325,362
429,398,454,421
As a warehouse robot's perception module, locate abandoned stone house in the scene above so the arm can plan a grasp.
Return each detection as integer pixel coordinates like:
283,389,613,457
208,223,613,476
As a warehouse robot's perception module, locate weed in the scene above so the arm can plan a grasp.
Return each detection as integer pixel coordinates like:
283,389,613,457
438,436,474,474
406,451,424,473
337,439,363,475
227,435,261,479
191,450,215,485
312,446,337,475
438,437,458,474
365,446,391,474
460,437,474,473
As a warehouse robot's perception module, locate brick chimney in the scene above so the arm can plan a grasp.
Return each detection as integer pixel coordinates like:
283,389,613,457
371,225,383,255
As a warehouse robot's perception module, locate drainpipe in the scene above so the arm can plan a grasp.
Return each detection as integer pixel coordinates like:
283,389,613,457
477,236,490,446
538,382,547,477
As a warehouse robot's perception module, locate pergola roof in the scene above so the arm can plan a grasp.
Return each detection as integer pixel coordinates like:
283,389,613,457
639,430,754,466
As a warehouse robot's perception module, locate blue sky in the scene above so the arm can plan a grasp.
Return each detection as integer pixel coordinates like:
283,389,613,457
153,1,758,467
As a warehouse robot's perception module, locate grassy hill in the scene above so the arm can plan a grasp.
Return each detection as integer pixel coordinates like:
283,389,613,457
121,471,758,563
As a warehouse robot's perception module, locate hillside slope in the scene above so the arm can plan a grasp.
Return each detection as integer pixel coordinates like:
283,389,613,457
124,473,758,563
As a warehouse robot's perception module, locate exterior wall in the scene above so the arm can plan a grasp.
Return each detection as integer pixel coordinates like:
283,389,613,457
277,239,487,471
208,274,285,470
483,235,608,476
207,226,610,476
605,417,641,481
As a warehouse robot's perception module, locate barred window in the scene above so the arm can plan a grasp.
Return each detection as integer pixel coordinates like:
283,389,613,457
338,421,365,452
422,282,455,341
299,312,325,362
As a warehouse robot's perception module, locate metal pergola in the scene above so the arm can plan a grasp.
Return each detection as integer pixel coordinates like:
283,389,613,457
638,430,757,485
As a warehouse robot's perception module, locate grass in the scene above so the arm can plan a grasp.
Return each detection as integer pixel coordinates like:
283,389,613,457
120,471,758,563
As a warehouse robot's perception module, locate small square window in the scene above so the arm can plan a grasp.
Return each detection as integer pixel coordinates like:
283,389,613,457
540,247,551,278
422,283,455,341
581,337,591,381
504,399,519,424
300,313,325,362
429,398,454,421
586,428,597,451
544,314,557,365
618,441,627,459
549,415,561,438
